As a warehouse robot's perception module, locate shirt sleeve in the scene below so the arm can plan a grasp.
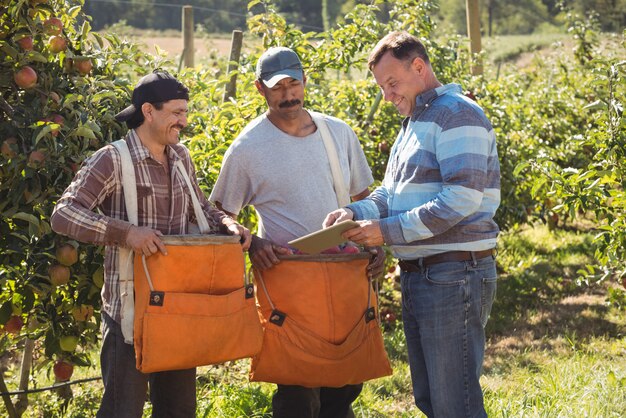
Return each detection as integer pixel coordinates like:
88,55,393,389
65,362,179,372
50,148,131,246
208,147,253,217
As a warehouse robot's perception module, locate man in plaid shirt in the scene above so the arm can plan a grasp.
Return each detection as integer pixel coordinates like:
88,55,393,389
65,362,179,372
51,71,251,418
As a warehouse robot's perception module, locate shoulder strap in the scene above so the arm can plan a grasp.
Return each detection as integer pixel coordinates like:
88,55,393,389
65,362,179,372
112,140,138,225
310,111,350,207
111,139,136,345
174,159,211,234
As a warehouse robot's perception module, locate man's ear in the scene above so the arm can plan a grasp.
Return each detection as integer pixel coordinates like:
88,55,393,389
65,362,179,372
302,73,307,86
254,80,266,97
141,102,153,122
411,56,427,75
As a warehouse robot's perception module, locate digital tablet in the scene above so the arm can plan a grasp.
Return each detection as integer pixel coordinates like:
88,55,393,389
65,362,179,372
287,220,359,254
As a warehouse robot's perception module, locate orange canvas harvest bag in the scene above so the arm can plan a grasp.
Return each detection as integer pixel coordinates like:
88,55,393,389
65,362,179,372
133,234,263,373
249,253,392,388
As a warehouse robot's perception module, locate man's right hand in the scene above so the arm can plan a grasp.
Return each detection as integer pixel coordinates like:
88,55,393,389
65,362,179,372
125,225,168,257
323,208,354,228
249,235,292,271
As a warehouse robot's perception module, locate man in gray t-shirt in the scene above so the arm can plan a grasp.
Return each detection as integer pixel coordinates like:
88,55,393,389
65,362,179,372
210,47,384,418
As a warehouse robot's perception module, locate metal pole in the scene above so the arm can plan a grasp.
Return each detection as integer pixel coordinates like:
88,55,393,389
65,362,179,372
466,0,483,75
182,5,194,68
223,30,243,102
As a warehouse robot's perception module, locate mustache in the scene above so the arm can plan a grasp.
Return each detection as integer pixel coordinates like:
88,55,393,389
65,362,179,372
278,99,301,108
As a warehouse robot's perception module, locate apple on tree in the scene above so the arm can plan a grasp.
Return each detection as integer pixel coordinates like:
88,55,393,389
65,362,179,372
59,335,79,352
53,359,74,382
56,243,78,266
48,35,67,53
27,149,46,167
4,315,24,334
16,35,34,50
1,137,18,159
14,66,38,89
74,58,93,75
43,17,63,36
48,264,70,286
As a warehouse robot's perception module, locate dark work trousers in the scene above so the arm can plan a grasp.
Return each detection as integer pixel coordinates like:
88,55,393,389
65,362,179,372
272,383,363,418
96,312,196,418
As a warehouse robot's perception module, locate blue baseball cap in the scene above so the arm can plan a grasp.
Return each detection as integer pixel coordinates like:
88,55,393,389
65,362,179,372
255,47,304,88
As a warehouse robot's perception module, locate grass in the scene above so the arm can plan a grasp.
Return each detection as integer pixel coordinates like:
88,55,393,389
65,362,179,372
2,224,625,416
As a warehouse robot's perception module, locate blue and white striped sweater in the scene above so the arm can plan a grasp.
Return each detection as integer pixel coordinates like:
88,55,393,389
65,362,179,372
348,83,500,259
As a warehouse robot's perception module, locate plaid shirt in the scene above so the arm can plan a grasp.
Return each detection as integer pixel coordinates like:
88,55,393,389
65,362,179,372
51,130,234,323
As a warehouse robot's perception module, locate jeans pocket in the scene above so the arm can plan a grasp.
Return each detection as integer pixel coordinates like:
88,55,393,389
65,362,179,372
480,275,497,327
424,262,466,287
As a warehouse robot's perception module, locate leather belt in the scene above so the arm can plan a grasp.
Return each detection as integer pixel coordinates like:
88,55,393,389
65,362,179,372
398,249,495,272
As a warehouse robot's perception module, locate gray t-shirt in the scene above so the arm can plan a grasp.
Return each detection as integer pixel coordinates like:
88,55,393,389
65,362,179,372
209,111,374,246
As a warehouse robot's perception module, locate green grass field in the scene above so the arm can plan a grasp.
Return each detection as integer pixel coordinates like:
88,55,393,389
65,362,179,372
4,224,624,417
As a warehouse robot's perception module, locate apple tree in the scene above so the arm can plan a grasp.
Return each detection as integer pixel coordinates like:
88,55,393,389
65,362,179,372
0,0,167,412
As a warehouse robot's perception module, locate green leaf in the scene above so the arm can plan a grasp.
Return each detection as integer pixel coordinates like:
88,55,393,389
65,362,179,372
71,125,97,140
513,162,530,176
583,100,606,111
0,302,12,324
13,212,40,226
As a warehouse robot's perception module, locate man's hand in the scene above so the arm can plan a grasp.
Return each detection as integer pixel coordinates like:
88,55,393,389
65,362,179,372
323,208,354,228
249,235,292,271
366,246,385,279
226,223,252,251
126,226,167,257
342,220,384,247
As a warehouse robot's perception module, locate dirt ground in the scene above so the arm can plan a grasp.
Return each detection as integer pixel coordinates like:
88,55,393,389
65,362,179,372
130,35,254,61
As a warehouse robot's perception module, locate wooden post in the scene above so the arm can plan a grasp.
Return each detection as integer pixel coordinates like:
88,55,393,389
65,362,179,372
466,0,483,75
223,30,243,103
182,5,194,68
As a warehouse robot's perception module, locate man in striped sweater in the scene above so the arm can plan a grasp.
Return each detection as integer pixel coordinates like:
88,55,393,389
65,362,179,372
324,31,500,417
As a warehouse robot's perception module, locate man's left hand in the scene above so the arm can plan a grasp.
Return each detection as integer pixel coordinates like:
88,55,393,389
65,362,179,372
342,220,384,247
226,223,252,251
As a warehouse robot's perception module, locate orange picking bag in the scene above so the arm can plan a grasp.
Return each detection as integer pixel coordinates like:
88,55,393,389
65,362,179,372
133,234,263,373
249,252,392,388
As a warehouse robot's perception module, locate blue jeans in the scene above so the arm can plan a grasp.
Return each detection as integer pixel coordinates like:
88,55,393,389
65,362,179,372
97,312,196,418
400,255,497,418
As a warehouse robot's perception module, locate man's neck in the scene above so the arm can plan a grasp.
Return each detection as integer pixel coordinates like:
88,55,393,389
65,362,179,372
266,109,317,138
134,126,167,163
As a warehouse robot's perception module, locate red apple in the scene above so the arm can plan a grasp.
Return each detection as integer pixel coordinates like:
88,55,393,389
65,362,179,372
74,58,93,75
341,244,360,254
14,66,38,89
378,141,390,153
321,246,342,254
56,243,78,266
48,35,67,53
44,17,63,36
17,35,33,50
48,264,70,286
1,137,18,159
27,149,46,166
464,91,477,101
4,315,24,334
49,91,61,105
53,360,74,382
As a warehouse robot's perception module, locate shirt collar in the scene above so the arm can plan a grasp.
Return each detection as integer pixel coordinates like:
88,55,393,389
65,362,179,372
409,83,462,122
125,129,181,163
